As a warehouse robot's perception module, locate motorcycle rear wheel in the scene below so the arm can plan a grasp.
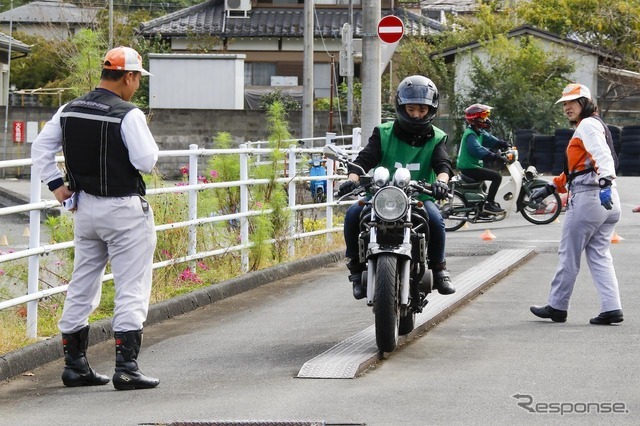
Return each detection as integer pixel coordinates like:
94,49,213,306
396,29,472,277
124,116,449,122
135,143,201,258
520,189,562,225
374,254,400,353
436,192,468,232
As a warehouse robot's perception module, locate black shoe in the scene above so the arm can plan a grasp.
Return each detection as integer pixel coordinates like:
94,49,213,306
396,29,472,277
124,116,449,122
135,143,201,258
433,269,455,295
346,258,366,300
483,201,505,214
530,305,567,322
350,275,366,300
590,309,623,325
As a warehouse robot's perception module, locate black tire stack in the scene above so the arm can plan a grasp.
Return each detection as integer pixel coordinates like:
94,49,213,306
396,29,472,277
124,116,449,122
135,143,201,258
619,125,640,176
530,135,555,173
608,125,623,156
551,128,573,174
514,129,535,168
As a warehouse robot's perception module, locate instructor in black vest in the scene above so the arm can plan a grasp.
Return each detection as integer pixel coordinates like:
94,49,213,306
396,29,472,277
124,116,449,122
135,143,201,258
32,46,160,390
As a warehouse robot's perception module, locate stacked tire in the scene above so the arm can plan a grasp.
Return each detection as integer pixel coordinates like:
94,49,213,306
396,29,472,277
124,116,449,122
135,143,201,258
552,128,573,174
514,129,535,168
618,125,640,176
530,135,555,174
608,125,622,156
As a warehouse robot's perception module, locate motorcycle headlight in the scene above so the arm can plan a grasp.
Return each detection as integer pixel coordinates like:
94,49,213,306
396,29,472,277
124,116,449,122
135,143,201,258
525,165,539,180
393,167,411,188
373,167,390,187
372,186,408,221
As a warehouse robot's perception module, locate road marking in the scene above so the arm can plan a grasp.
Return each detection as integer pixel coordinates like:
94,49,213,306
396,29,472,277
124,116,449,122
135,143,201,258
297,248,536,379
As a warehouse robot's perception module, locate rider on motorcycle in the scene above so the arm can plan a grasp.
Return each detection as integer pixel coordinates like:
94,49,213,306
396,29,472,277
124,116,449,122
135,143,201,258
457,104,510,214
339,75,455,299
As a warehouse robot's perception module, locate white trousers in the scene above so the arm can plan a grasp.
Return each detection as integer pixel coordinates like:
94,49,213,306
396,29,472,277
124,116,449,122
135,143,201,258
548,186,621,312
58,192,157,334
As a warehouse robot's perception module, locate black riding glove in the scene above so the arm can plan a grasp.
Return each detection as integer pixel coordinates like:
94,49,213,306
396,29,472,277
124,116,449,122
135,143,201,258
431,179,449,200
338,180,358,196
530,183,555,203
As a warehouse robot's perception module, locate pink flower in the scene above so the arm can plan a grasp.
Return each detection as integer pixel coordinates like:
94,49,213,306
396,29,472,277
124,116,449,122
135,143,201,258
209,170,219,179
197,175,208,184
0,269,5,276
161,249,173,259
178,268,202,283
197,262,209,270
180,165,189,175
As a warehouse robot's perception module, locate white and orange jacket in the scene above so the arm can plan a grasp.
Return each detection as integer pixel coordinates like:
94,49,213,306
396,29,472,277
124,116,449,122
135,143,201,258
552,116,617,193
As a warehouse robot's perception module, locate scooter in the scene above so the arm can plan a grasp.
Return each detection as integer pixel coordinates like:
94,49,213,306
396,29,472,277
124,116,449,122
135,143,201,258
438,148,562,231
308,153,327,203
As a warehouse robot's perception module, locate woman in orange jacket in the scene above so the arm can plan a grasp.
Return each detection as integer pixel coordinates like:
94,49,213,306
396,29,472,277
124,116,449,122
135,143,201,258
529,83,622,325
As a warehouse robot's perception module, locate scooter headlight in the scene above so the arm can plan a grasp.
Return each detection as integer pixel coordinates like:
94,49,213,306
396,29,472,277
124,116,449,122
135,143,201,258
372,186,408,221
373,167,390,187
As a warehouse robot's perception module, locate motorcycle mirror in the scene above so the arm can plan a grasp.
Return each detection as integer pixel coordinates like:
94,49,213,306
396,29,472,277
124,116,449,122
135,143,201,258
322,145,346,161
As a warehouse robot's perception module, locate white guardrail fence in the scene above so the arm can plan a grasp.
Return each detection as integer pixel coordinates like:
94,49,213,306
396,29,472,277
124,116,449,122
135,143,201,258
0,129,362,338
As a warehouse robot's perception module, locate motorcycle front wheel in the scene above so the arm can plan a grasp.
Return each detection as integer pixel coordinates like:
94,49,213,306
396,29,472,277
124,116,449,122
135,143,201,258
520,187,562,225
436,191,469,232
374,253,400,353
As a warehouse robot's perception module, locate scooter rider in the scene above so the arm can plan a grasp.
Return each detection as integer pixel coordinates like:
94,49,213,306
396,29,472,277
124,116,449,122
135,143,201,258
457,104,510,214
339,75,455,299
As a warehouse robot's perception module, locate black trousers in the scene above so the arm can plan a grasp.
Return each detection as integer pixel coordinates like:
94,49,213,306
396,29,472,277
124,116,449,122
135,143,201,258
459,167,502,204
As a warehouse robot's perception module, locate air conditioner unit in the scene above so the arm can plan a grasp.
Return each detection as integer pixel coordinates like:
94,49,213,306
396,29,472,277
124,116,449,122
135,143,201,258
225,0,252,13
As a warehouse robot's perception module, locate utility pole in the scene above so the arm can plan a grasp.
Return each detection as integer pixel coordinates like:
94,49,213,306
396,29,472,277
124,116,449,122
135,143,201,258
361,0,381,143
302,1,314,139
347,0,354,125
109,0,113,49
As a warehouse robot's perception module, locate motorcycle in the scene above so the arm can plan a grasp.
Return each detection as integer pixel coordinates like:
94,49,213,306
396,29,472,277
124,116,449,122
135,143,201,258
438,148,562,232
324,145,434,353
307,153,327,203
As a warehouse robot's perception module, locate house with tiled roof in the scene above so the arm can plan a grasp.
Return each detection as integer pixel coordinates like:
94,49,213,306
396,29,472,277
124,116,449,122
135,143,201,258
1,32,30,107
432,25,640,123
0,0,101,40
138,0,442,108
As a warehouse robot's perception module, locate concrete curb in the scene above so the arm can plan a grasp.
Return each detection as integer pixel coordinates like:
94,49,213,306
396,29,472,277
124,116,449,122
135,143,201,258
0,249,344,382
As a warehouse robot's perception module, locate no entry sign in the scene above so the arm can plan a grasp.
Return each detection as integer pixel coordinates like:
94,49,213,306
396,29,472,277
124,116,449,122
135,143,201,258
377,15,404,44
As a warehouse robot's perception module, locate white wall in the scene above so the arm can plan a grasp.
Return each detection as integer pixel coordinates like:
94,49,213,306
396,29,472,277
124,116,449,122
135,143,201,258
148,53,246,109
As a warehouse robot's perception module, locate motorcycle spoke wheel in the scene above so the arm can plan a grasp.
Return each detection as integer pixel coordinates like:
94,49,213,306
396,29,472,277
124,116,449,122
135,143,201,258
374,254,400,353
520,190,562,225
436,192,468,232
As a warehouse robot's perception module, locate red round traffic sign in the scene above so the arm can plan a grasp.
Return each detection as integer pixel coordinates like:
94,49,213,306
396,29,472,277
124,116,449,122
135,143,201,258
377,15,404,44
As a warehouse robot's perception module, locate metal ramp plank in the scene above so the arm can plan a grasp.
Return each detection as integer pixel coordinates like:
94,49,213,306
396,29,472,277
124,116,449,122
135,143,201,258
297,248,536,379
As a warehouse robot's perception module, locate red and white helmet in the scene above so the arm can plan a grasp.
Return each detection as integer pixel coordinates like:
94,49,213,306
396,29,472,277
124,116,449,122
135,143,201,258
464,103,493,129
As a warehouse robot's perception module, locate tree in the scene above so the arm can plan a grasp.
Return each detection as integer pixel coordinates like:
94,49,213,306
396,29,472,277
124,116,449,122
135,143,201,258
514,0,640,117
456,35,575,138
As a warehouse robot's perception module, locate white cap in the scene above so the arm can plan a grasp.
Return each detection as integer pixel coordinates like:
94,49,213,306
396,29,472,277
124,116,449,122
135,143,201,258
103,46,151,76
555,83,591,104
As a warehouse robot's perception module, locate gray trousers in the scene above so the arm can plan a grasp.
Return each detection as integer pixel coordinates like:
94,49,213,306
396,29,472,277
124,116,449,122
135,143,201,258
548,186,621,312
58,192,157,334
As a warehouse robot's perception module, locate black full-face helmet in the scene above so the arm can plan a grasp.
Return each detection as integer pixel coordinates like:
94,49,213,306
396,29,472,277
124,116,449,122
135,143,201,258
395,75,439,135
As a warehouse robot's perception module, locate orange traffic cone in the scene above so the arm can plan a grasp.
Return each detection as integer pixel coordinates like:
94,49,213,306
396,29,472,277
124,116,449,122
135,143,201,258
480,229,496,240
611,232,624,244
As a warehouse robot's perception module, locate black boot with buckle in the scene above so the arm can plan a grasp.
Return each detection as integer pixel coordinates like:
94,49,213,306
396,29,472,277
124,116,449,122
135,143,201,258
61,326,110,387
346,258,366,300
112,330,160,390
430,261,456,295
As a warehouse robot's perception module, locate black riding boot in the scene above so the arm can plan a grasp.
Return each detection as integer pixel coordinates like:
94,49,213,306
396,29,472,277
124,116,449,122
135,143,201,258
430,261,456,295
346,258,366,300
61,326,110,387
113,330,160,390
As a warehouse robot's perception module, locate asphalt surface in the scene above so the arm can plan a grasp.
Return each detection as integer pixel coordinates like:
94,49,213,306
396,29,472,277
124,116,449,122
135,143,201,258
0,177,639,425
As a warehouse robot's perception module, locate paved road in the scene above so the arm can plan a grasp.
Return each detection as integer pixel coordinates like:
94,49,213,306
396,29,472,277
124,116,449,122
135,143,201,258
0,178,639,425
